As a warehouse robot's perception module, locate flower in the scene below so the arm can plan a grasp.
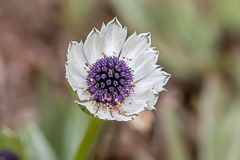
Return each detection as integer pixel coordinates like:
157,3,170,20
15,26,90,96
0,150,19,160
65,17,170,121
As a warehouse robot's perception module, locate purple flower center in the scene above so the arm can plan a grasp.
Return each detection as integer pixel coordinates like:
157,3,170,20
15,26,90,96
87,57,133,108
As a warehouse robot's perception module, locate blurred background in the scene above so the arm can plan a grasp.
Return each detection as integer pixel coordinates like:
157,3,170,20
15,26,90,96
0,0,240,159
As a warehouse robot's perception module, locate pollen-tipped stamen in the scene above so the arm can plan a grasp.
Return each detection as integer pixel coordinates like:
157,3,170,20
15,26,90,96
87,56,134,109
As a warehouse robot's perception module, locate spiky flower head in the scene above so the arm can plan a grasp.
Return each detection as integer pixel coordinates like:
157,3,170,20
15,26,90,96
65,17,170,121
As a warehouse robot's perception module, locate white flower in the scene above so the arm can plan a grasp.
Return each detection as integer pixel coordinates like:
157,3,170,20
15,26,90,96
65,17,170,121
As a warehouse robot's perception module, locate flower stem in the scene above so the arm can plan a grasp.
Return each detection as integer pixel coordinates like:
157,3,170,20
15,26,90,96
74,117,104,160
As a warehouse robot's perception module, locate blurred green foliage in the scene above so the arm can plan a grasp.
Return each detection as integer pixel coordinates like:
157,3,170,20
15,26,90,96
60,0,96,32
1,74,92,160
109,0,240,159
1,0,240,159
111,0,240,80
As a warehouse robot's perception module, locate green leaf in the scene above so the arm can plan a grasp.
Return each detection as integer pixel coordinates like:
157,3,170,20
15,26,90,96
0,129,29,160
67,80,78,98
61,106,90,160
158,106,191,160
19,123,58,160
77,104,94,117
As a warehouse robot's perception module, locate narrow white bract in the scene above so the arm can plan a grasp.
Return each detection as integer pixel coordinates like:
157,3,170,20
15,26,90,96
65,17,170,121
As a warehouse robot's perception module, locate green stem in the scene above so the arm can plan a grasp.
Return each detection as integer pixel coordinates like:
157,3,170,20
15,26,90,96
74,117,104,160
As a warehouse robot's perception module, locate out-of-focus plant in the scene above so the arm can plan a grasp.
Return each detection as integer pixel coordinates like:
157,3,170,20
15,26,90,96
1,0,240,159
157,75,240,160
111,0,240,79
110,0,240,159
0,128,28,160
0,74,95,160
60,0,96,32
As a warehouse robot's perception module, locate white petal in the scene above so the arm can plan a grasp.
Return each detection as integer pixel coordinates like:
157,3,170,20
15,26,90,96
119,68,171,113
115,112,136,121
94,106,115,120
106,109,135,121
92,106,134,121
120,32,156,82
132,49,159,82
66,68,87,92
101,17,127,57
75,101,97,116
76,100,135,121
97,107,135,121
120,100,145,116
130,48,158,70
75,100,116,120
145,89,158,110
66,41,88,91
121,88,158,115
138,32,151,48
84,28,105,65
100,22,107,35
77,89,91,101
120,32,151,60
67,41,88,78
136,68,171,92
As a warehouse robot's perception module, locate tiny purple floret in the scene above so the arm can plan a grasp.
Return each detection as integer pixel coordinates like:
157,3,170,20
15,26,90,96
87,57,133,107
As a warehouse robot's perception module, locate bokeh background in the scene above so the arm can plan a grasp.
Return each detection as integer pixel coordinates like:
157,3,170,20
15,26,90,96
0,0,240,159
